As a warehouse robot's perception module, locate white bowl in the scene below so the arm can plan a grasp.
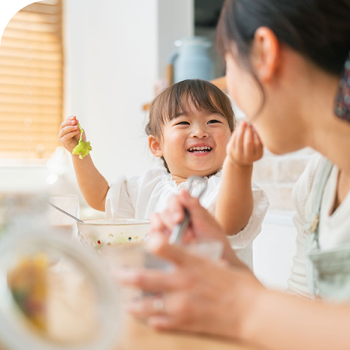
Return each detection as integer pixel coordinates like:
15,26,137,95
77,219,149,252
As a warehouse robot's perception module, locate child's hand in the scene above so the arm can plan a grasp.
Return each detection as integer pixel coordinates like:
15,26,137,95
226,121,263,167
59,116,86,153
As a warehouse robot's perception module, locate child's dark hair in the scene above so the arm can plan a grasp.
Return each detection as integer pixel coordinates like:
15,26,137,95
217,0,350,77
145,79,235,172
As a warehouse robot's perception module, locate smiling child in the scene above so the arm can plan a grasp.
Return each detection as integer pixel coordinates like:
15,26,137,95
59,79,269,268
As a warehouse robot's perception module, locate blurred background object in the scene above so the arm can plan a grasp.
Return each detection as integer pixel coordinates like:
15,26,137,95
0,0,63,160
195,0,226,78
0,192,120,350
167,36,214,85
48,194,79,238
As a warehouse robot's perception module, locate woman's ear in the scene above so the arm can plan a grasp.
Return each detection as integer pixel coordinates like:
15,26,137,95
148,135,163,157
251,27,280,83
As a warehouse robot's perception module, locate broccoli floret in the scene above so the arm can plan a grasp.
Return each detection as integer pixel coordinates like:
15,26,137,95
72,124,92,159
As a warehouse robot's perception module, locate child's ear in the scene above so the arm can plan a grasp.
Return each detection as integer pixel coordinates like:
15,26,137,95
148,135,163,157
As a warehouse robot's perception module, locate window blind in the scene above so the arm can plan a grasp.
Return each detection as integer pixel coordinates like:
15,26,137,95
0,0,63,159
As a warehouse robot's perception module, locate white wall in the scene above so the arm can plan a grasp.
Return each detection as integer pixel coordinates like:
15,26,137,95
64,0,158,181
64,0,194,182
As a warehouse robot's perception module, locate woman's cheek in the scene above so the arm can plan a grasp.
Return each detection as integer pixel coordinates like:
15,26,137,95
226,74,239,105
225,56,241,105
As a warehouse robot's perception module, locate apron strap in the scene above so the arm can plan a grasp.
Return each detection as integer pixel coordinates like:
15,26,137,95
304,159,333,237
304,158,333,296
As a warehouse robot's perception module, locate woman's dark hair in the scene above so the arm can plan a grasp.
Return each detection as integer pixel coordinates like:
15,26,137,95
217,0,350,76
145,79,235,172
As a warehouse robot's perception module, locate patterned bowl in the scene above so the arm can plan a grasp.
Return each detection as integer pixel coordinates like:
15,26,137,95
77,219,149,253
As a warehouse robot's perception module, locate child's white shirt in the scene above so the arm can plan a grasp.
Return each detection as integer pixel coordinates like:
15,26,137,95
105,168,269,269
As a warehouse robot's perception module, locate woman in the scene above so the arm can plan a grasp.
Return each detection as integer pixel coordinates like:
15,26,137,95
117,0,350,349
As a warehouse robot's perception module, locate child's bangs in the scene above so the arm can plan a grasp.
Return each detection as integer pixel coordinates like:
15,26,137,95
164,80,234,131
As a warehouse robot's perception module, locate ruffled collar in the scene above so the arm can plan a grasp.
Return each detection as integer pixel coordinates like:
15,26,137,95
164,168,223,190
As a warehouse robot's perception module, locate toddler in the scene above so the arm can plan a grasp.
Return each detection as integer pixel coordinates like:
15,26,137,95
59,79,269,268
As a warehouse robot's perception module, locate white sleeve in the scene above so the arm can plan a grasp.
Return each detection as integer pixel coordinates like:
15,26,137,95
226,182,269,250
105,175,138,218
105,169,168,219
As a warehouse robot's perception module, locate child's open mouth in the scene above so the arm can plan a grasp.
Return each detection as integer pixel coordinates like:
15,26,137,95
187,146,213,155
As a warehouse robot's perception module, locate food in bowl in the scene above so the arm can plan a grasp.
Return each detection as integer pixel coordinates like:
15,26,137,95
77,219,149,253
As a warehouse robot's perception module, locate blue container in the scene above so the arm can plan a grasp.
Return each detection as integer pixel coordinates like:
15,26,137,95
171,37,214,83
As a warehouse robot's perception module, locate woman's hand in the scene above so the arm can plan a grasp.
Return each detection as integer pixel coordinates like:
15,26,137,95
149,190,243,266
59,115,86,153
117,237,265,340
227,121,263,167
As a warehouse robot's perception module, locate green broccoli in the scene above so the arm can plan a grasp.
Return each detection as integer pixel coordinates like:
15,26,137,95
72,124,92,159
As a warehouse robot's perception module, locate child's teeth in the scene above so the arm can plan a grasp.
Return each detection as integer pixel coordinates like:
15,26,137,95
189,146,211,151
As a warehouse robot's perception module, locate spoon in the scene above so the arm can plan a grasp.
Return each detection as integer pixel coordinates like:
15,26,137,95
49,202,84,223
168,176,208,245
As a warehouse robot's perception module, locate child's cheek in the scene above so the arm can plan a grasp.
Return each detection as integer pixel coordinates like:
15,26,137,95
214,128,232,158
163,130,186,157
214,128,232,144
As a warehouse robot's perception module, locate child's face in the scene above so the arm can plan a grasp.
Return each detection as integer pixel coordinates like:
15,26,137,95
149,100,232,179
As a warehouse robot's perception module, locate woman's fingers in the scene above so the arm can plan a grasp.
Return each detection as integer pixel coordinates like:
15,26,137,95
177,190,203,216
125,294,185,328
178,191,223,232
117,268,186,292
149,213,170,237
125,296,168,317
149,192,221,241
148,315,176,330
146,236,205,267
153,196,185,232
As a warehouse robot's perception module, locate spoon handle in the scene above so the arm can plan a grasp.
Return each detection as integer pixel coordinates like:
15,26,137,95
168,176,207,245
168,209,190,245
49,202,84,223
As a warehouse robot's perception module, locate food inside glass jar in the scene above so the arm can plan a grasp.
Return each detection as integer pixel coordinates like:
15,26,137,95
8,254,48,331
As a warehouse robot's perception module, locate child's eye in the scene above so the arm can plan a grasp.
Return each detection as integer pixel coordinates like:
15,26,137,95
175,121,190,126
208,120,221,124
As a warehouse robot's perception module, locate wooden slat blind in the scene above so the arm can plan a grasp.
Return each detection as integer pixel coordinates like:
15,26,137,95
0,0,63,159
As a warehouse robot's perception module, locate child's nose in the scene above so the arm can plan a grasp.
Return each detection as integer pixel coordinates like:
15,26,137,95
190,126,209,139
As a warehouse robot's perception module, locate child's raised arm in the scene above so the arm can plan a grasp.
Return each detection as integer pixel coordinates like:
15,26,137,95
59,116,109,211
215,121,263,235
